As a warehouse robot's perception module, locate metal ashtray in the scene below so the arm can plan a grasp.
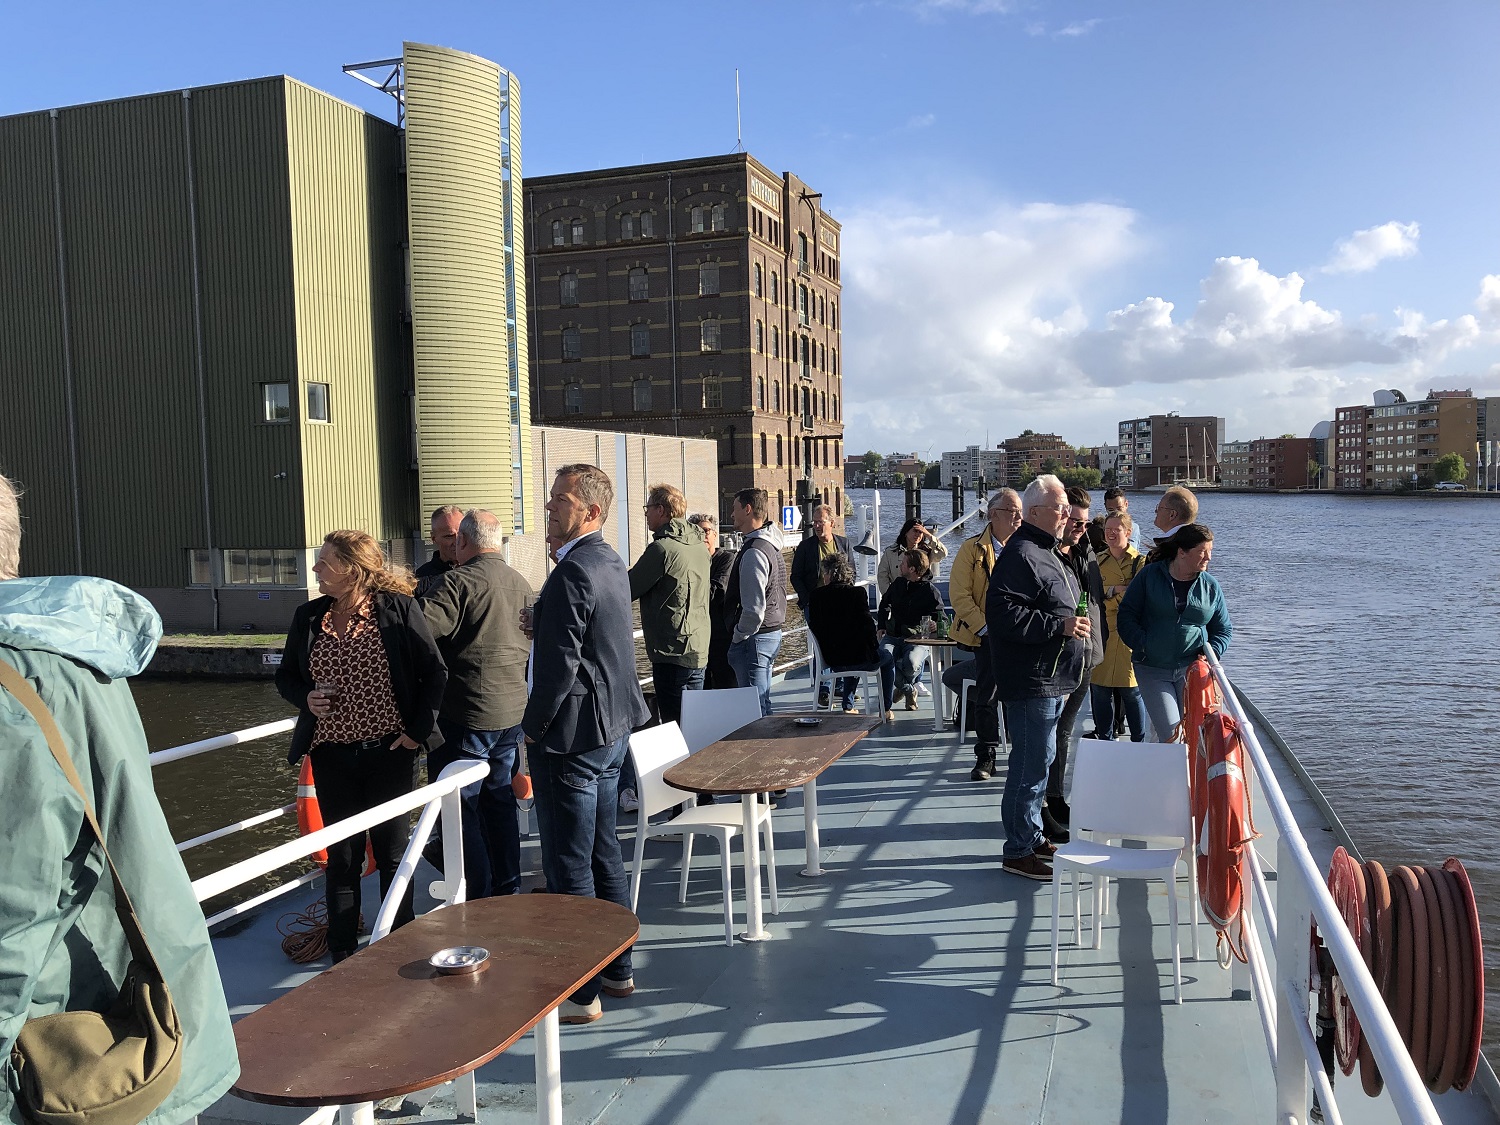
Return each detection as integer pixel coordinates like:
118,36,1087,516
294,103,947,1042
429,946,490,975
794,716,823,727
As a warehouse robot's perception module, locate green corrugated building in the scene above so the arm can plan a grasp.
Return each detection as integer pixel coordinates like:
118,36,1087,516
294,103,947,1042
0,42,531,630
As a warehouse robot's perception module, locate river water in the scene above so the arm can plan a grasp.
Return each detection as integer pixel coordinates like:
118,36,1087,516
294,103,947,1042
131,489,1500,1059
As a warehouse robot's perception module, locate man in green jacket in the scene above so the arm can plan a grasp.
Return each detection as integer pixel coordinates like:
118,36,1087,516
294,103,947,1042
629,483,711,728
0,474,239,1125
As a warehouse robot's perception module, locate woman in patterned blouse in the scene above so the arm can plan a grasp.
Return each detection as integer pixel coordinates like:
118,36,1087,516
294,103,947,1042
277,530,447,961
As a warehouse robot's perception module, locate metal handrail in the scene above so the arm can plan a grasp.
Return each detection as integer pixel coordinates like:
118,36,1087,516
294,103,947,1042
1201,647,1439,1124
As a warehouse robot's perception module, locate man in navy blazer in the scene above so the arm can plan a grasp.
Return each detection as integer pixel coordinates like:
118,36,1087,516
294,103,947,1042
522,463,649,1024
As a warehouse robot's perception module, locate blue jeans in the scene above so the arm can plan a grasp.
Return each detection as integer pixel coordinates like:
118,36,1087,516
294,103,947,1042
999,696,1066,859
431,720,524,897
883,639,928,692
1133,662,1192,742
526,733,634,1003
728,631,783,716
1090,683,1149,742
832,647,896,711
652,662,706,725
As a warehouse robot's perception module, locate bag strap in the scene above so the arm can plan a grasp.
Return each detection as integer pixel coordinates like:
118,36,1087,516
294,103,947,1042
0,658,164,974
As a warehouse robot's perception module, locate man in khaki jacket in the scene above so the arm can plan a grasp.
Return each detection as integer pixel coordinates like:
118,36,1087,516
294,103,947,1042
946,489,1022,780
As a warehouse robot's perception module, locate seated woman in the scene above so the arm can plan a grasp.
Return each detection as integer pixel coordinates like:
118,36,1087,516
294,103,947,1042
805,554,897,719
876,517,949,596
877,547,944,711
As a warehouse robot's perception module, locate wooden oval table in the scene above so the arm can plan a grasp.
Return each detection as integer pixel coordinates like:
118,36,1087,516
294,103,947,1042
231,894,638,1125
662,712,879,942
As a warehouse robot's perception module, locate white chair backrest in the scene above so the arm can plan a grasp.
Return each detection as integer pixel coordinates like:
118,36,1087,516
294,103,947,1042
1070,740,1190,841
679,687,763,753
628,723,694,818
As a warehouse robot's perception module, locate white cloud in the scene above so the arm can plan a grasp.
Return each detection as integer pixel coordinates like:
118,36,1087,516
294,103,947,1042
839,199,1498,453
902,0,1018,17
904,113,937,130
1323,220,1420,275
1056,18,1103,36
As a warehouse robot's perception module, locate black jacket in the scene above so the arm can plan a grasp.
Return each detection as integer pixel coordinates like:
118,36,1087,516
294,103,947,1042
418,552,533,730
276,591,448,763
984,521,1087,701
413,556,452,599
789,533,854,607
1059,540,1107,670
877,576,943,638
707,549,737,664
805,584,881,670
521,532,651,755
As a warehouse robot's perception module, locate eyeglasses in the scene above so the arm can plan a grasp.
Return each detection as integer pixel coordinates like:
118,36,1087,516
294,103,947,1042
1066,517,1088,527
991,507,1022,518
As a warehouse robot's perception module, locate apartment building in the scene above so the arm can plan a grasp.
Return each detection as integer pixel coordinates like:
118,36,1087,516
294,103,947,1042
1333,389,1479,489
1116,414,1225,489
939,445,1003,488
998,432,1075,486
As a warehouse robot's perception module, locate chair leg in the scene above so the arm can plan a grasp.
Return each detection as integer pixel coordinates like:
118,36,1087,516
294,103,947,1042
679,834,694,904
1051,863,1063,986
629,818,647,913
717,837,734,948
762,816,779,915
958,691,969,745
1072,869,1082,947
1166,870,1182,1005
1092,874,1104,950
1186,845,1201,962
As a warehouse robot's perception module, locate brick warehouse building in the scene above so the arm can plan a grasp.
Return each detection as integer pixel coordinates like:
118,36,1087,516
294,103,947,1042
525,154,846,523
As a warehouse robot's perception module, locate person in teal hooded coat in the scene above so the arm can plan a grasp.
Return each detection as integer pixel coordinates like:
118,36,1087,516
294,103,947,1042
0,474,239,1125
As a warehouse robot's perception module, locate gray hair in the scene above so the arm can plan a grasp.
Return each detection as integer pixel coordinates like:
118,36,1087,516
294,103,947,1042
687,512,717,533
556,463,615,524
987,487,1020,512
429,504,463,524
0,474,19,580
460,508,504,551
1021,474,1064,513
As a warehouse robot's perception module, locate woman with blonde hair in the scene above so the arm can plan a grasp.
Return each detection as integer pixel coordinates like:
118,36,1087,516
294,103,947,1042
277,530,447,961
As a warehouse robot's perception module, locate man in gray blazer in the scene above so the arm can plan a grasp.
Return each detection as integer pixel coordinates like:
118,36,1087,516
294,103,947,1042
521,463,650,1024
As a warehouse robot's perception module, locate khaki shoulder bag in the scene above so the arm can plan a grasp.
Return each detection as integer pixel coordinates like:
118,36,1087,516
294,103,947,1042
0,661,183,1125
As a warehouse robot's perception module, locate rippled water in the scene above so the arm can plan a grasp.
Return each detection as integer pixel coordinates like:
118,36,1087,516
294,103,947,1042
134,488,1499,1061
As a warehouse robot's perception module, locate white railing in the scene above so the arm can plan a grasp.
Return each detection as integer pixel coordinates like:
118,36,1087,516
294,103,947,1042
1202,647,1440,1125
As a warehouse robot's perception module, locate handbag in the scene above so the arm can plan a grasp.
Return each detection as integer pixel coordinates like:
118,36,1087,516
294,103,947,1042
0,661,183,1125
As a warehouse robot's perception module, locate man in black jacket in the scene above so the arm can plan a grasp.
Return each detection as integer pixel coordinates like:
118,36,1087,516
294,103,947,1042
688,513,737,688
789,503,855,707
521,464,650,1023
419,509,533,897
985,474,1091,882
414,505,464,596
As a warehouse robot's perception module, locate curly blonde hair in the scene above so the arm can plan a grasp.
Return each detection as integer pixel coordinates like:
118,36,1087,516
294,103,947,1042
321,530,414,598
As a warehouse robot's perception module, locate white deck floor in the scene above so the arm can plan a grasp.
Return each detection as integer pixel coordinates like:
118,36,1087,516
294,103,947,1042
203,672,1496,1125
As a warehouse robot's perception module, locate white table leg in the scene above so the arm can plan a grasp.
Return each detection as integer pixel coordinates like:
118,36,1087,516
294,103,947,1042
738,794,772,941
931,646,948,734
798,777,823,877
456,1072,478,1120
339,1104,374,1125
534,1008,561,1125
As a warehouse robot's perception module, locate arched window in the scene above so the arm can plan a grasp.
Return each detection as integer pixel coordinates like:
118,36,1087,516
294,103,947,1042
641,211,655,238
798,285,809,325
754,263,763,297
629,267,648,301
797,231,808,265
773,381,781,412
633,378,652,411
700,319,720,352
835,486,842,514
698,261,720,296
831,300,838,328
704,376,724,409
631,322,650,357
551,219,564,247
562,327,581,361
770,273,779,305
559,272,578,307
822,390,828,417
755,320,764,352
571,218,585,244
756,377,766,410
711,203,728,231
832,348,838,375
771,325,780,358
760,433,768,466
564,382,583,415
776,434,784,466
691,206,706,233
833,393,839,419
620,213,636,240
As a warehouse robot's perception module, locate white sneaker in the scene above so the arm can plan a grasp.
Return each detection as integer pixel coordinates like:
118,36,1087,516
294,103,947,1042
916,682,932,697
619,788,640,812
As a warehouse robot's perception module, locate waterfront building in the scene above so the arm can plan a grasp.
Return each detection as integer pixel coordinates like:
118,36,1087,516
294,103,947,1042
939,445,1003,488
523,155,845,524
1116,413,1225,489
1333,388,1479,489
1220,441,1251,488
997,432,1075,486
1092,443,1121,479
0,44,718,631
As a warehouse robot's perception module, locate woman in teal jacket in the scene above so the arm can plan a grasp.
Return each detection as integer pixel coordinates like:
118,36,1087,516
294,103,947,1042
1115,523,1231,743
0,570,239,1125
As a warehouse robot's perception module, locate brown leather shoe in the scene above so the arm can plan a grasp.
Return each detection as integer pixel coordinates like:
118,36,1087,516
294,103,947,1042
1002,853,1054,881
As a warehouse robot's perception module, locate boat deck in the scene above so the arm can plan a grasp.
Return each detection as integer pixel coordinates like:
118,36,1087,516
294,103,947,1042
203,673,1495,1125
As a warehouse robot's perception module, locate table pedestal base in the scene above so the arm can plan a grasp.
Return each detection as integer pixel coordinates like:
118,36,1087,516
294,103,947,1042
739,792,773,941
799,777,825,877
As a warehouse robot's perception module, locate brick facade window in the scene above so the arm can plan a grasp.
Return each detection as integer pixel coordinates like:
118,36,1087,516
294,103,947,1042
620,213,636,239
704,377,724,410
691,206,706,233
551,220,564,247
700,319,720,353
641,211,655,238
560,272,578,307
711,203,728,232
633,378,653,411
564,382,583,414
631,323,650,357
699,261,720,296
562,327,581,361
754,263,763,297
571,219,585,244
629,267,649,301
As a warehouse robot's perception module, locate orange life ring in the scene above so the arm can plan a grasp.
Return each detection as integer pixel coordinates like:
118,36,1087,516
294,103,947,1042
1194,709,1258,962
296,755,376,875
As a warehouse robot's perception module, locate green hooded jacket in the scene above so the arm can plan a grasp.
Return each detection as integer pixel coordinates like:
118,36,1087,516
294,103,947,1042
0,576,239,1125
628,517,711,669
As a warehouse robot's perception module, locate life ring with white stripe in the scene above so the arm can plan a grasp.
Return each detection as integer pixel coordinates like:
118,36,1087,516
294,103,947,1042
1193,709,1259,964
296,755,376,875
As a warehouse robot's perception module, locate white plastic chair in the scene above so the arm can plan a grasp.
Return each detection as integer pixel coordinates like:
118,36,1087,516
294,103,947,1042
1050,740,1194,1004
956,678,1010,757
626,722,778,947
680,686,763,752
807,634,884,716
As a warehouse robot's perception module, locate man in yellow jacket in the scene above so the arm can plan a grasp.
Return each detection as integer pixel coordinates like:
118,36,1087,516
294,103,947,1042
946,489,1023,780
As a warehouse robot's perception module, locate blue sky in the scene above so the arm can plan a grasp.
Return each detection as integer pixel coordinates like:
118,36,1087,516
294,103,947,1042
11,0,1500,454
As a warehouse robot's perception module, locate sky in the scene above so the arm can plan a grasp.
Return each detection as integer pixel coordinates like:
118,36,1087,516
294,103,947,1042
10,0,1500,455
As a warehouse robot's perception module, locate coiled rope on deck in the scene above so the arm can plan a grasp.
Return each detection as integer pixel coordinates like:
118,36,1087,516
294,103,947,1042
276,901,365,964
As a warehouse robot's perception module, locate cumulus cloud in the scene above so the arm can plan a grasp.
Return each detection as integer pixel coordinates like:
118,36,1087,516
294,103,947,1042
839,200,1497,453
1323,220,1420,275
